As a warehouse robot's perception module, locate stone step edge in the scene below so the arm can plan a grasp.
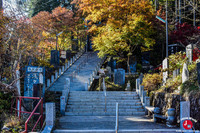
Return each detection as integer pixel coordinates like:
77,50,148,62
53,129,180,133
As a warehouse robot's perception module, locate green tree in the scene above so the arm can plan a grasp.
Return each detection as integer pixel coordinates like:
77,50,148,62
73,0,155,73
27,0,61,17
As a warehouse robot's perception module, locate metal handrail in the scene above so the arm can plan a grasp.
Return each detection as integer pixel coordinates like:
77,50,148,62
11,96,43,133
102,77,107,112
115,102,119,133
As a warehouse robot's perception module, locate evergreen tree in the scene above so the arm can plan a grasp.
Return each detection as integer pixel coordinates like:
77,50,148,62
27,0,61,17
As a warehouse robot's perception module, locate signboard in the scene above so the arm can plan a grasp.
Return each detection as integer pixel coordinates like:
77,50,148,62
183,120,193,130
50,50,59,67
197,62,200,85
162,58,168,83
24,66,45,97
60,51,66,59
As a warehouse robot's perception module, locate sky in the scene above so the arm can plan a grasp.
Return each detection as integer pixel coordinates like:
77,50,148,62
2,0,28,17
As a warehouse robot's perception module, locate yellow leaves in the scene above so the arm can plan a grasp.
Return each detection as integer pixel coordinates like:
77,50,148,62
142,73,162,91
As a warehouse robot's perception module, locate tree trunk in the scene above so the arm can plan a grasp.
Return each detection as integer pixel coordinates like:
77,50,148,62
127,55,131,74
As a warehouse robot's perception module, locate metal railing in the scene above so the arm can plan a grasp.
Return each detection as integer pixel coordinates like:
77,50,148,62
11,96,43,133
102,77,107,112
115,102,119,133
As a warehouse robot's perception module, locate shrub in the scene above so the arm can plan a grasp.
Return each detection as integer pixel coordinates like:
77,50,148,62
141,73,162,93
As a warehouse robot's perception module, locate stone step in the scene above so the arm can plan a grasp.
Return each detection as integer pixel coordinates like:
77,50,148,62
67,99,140,102
70,91,136,93
69,95,138,97
70,92,136,94
66,108,145,112
53,129,115,133
67,102,141,106
68,97,139,100
53,129,178,133
69,92,137,95
65,111,145,116
67,105,143,109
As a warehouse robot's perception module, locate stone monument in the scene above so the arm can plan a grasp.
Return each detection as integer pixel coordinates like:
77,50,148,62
182,63,189,83
114,68,125,85
162,58,169,83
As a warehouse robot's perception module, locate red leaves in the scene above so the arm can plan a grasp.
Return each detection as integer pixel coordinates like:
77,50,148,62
169,23,200,46
32,7,78,34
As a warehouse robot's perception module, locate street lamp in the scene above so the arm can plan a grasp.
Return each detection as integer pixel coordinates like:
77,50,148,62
166,0,168,57
56,31,63,50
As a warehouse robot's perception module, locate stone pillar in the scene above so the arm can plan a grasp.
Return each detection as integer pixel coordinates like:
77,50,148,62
145,97,150,115
186,44,193,63
55,71,58,79
136,78,140,94
70,58,73,65
141,87,144,102
62,90,68,99
60,96,66,115
91,75,93,82
142,91,147,104
139,85,144,98
180,101,191,131
47,79,50,87
182,63,189,83
65,63,68,70
66,78,70,90
85,82,88,91
16,70,20,116
88,78,91,87
59,68,62,76
162,58,169,83
68,62,70,67
51,75,54,83
46,103,55,126
62,66,64,73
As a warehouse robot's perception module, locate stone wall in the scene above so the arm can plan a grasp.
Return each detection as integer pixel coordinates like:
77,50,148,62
150,92,181,126
189,92,200,130
150,92,200,130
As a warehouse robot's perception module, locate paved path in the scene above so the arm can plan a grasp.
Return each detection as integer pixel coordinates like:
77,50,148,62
55,116,179,133
49,52,101,92
57,116,179,130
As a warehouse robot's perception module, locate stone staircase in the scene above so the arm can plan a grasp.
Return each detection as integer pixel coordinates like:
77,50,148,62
49,52,101,92
53,91,147,132
65,91,145,116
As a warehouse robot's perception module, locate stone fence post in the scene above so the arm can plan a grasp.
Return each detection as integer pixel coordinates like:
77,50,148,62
45,102,55,126
47,79,50,88
51,75,54,84
42,103,55,133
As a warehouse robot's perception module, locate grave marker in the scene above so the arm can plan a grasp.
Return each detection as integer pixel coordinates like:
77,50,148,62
162,58,169,83
180,101,191,131
114,68,125,85
186,44,193,63
24,66,45,97
182,63,189,83
46,103,55,126
197,62,200,85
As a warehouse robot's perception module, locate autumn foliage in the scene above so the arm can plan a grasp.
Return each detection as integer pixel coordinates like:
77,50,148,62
73,0,155,72
142,73,162,92
31,7,78,34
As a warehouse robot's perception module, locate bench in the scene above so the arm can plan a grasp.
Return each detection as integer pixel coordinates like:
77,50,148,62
145,106,167,123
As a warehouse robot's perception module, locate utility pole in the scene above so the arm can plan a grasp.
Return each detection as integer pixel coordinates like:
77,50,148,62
175,0,178,30
193,0,196,26
166,0,168,57
56,31,63,50
179,0,182,24
0,0,2,9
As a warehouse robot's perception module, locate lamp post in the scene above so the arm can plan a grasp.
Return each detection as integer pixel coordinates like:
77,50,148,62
56,31,63,50
166,0,168,57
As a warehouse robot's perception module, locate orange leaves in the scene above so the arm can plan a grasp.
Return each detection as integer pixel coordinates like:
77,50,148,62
32,7,77,34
